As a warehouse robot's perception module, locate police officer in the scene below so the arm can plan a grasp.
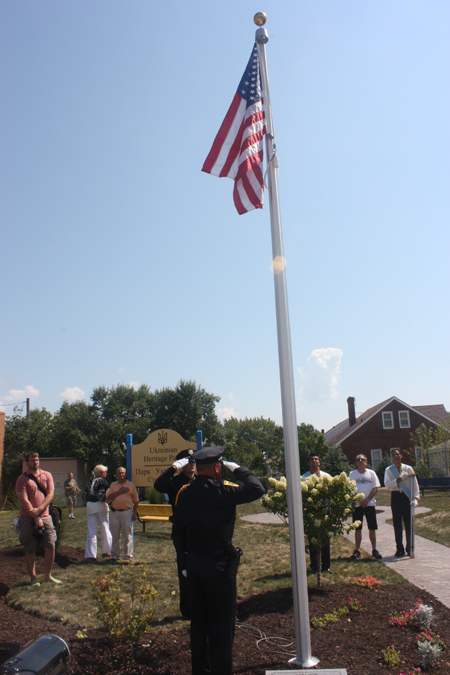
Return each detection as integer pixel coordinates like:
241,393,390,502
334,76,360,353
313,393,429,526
154,449,196,618
176,446,265,675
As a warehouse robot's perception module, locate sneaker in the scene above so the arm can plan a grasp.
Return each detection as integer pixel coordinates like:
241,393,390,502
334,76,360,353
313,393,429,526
372,549,382,559
394,550,406,558
44,576,62,584
30,578,40,587
351,550,361,559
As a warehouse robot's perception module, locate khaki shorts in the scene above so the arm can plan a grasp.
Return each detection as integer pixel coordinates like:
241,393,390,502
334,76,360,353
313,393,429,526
19,516,56,552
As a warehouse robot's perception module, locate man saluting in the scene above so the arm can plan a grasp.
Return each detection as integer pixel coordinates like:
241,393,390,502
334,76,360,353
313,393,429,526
176,446,265,675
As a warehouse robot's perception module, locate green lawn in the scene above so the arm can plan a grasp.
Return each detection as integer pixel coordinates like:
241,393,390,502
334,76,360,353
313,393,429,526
376,487,450,547
3,500,409,632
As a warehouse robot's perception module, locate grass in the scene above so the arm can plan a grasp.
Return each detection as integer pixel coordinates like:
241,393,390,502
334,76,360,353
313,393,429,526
4,500,410,631
376,487,450,547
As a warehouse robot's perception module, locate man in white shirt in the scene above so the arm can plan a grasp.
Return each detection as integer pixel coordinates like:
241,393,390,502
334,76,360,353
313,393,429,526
384,449,419,557
349,455,382,560
301,454,332,574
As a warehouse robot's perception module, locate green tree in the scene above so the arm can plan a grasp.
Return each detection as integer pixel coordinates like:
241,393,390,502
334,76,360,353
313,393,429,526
321,445,351,477
222,416,284,477
50,400,103,464
410,420,450,477
152,380,222,445
2,408,53,492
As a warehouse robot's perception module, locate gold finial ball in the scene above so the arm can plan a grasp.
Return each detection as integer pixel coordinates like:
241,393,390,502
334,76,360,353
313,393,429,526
254,12,267,27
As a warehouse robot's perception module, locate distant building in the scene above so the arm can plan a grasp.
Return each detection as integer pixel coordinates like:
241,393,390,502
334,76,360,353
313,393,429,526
325,396,448,468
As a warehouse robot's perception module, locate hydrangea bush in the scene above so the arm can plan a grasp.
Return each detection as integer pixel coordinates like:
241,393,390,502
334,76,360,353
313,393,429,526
261,472,364,585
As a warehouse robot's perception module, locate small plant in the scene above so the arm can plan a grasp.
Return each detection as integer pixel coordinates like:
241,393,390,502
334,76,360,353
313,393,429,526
92,564,157,644
417,640,443,669
382,645,401,668
347,595,362,612
389,608,417,627
415,628,445,651
352,576,381,591
414,603,436,630
310,605,349,628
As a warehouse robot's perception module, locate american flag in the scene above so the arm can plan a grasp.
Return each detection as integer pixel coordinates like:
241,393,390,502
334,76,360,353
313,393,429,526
202,44,266,215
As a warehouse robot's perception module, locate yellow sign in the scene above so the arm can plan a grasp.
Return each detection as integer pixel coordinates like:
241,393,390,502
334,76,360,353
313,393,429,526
131,429,197,487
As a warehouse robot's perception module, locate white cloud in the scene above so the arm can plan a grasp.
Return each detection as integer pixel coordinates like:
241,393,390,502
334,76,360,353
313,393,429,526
126,381,139,389
3,385,39,402
59,387,85,402
217,407,239,421
298,348,343,404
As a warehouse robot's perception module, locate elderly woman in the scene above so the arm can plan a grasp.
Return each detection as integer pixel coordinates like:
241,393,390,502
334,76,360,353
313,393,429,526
83,465,112,561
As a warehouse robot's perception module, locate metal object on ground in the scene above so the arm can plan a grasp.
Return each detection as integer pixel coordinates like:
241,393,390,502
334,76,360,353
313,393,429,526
0,634,69,675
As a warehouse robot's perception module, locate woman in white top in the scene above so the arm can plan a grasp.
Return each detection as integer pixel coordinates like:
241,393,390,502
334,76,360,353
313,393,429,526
83,464,112,560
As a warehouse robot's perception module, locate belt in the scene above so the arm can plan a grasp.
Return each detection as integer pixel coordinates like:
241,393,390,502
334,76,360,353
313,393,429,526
113,508,132,511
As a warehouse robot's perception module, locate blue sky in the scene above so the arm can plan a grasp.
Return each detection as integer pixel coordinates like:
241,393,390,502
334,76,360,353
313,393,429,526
1,1,449,433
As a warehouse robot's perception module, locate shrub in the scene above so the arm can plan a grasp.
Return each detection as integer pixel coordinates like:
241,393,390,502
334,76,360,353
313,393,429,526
92,564,157,644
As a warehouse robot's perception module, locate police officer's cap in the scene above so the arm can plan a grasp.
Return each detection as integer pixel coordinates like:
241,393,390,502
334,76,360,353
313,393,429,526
194,446,224,465
176,449,195,462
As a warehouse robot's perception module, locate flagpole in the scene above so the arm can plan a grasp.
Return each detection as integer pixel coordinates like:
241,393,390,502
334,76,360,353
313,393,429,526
254,13,318,668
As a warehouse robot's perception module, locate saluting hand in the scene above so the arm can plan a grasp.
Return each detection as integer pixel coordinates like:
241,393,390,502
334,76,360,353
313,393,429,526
222,461,240,472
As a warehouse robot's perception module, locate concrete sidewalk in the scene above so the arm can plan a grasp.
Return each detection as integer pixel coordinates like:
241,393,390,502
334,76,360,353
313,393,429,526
241,507,450,608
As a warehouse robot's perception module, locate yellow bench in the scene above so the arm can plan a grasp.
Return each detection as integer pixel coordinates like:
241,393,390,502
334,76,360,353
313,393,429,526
137,503,173,532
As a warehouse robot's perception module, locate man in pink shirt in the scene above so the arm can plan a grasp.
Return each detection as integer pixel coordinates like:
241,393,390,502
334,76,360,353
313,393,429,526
15,451,62,586
106,467,139,561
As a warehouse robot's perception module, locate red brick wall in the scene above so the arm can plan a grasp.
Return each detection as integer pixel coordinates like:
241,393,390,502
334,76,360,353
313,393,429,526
341,400,437,466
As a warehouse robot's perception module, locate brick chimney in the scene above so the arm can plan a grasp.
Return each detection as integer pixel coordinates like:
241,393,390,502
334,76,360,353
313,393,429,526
347,396,356,426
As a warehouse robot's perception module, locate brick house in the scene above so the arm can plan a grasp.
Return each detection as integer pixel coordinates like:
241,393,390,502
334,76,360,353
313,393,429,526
324,396,448,468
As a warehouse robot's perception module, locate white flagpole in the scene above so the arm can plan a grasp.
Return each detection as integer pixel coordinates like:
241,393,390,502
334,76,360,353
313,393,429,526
254,13,318,668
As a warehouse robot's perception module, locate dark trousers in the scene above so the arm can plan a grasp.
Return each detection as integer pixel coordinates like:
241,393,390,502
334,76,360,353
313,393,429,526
172,527,189,618
187,550,236,675
309,543,330,571
391,491,412,554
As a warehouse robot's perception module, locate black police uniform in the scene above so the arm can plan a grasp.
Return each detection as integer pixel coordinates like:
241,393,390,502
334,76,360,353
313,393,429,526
176,447,265,675
154,450,195,618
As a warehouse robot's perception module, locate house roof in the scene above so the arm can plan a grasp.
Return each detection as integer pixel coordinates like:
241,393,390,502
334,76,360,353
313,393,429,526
324,397,448,447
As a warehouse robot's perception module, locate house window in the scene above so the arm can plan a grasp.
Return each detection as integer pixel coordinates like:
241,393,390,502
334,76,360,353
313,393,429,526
399,410,410,428
415,447,423,463
371,449,382,469
382,411,394,429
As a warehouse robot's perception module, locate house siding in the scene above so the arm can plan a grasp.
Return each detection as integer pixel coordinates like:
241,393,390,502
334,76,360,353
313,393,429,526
340,399,437,465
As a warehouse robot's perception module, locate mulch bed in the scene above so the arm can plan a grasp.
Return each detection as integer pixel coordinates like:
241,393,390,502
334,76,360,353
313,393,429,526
1,545,450,674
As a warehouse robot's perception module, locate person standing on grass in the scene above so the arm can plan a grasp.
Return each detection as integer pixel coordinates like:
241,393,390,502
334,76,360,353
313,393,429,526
64,472,81,519
176,446,265,675
106,467,139,561
15,451,62,586
384,449,419,557
349,454,382,560
83,465,112,561
154,449,196,618
301,453,332,574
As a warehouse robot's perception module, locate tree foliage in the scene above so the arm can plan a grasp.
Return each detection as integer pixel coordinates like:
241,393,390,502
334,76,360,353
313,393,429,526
2,380,223,489
321,445,351,476
222,416,284,477
410,421,450,477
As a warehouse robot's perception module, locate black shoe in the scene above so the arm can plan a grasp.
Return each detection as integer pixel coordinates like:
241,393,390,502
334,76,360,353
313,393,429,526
394,550,405,558
372,549,382,559
351,550,361,559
